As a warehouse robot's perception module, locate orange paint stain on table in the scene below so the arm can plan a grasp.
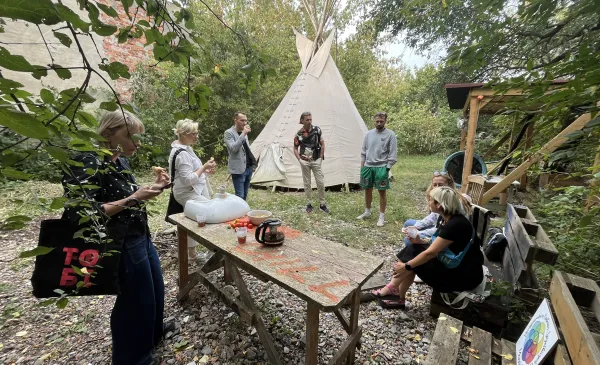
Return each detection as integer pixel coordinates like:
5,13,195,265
308,280,350,303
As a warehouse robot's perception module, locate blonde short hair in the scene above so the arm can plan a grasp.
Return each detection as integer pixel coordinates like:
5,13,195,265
428,186,465,216
98,111,144,145
173,119,198,137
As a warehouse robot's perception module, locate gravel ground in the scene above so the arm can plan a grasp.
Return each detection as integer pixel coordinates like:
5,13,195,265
0,220,437,365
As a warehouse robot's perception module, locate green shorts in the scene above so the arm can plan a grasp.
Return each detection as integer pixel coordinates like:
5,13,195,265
360,166,390,190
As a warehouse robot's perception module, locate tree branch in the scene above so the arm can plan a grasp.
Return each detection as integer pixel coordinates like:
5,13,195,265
37,24,55,64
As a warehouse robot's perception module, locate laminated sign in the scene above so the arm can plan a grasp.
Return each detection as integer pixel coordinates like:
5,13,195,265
516,298,559,365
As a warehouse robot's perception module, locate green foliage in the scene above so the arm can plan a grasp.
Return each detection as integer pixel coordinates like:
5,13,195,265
534,186,600,281
387,103,457,155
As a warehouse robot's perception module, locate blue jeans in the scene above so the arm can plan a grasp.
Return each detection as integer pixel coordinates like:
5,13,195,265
111,235,164,365
232,166,253,200
403,219,433,247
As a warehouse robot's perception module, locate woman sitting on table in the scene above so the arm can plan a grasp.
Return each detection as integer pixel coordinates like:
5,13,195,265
373,186,484,309
169,118,217,260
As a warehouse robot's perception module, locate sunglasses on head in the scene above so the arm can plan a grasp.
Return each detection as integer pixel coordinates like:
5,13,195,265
433,171,448,176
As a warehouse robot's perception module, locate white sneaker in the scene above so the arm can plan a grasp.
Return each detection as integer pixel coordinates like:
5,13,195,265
356,211,371,220
414,275,424,283
377,216,385,227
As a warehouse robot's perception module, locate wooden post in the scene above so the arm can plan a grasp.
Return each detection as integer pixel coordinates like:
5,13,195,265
177,226,189,296
306,302,320,365
519,123,534,188
346,289,361,365
460,126,467,151
481,111,592,204
462,97,479,192
586,144,600,210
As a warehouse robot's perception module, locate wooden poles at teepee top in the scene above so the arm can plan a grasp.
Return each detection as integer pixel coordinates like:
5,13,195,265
300,0,338,60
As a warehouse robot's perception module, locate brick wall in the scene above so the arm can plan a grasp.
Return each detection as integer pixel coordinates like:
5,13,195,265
98,0,154,100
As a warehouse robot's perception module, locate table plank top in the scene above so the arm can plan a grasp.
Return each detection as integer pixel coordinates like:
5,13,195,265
168,214,384,310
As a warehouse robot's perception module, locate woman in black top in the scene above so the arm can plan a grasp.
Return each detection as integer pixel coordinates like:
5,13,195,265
372,186,483,309
62,111,170,365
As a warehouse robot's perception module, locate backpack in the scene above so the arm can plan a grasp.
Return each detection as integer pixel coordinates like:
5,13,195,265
483,227,508,262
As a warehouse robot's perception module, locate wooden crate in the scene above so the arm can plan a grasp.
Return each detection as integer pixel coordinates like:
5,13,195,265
466,174,520,212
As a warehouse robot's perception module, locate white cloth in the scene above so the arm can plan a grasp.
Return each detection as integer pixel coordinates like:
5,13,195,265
169,141,211,206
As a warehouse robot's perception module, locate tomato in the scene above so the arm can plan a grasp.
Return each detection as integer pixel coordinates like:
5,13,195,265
236,223,243,228
243,222,248,227
247,224,254,229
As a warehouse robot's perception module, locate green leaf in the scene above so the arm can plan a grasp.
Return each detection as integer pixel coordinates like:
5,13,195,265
50,197,67,210
580,214,593,228
19,246,54,258
40,88,54,103
0,0,61,25
71,265,84,276
117,28,130,44
100,101,119,111
97,3,118,17
174,340,188,350
99,61,131,80
0,108,50,139
0,46,35,72
55,4,90,32
92,22,117,36
53,66,72,80
31,66,48,79
0,78,24,93
585,117,600,128
137,19,150,27
38,299,56,306
77,130,106,142
53,31,72,48
76,111,98,127
1,214,32,229
2,167,33,180
45,146,70,162
56,297,69,309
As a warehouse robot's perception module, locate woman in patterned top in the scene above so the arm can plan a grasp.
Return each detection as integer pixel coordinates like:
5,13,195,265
62,111,170,365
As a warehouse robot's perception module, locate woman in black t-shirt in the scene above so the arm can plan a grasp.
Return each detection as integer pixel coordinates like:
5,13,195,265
371,186,484,309
62,111,171,365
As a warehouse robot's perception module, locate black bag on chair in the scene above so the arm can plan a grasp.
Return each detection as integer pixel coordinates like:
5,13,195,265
483,227,508,262
164,148,186,222
31,219,122,298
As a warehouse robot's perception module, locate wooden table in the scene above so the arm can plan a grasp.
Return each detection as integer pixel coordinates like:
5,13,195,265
167,213,384,365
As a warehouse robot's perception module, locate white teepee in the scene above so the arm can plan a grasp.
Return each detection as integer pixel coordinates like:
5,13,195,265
250,24,368,189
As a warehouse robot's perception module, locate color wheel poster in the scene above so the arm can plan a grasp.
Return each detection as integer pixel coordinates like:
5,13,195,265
516,298,559,365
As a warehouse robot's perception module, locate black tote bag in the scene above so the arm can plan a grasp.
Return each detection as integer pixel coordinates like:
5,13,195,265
30,219,122,298
164,148,186,222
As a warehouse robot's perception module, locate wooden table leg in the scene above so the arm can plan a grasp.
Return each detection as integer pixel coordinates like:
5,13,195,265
227,258,282,365
346,288,361,365
223,258,233,284
306,302,320,365
177,226,189,298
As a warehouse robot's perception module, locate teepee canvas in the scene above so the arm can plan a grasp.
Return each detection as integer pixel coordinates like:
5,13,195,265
250,29,368,189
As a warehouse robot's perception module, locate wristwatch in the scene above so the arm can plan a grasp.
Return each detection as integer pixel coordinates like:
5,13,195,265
404,263,413,271
125,198,141,207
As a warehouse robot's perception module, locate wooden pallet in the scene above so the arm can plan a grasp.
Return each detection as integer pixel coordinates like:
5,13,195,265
427,270,600,365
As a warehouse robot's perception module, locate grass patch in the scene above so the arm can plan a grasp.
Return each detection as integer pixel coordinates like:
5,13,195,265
1,155,447,250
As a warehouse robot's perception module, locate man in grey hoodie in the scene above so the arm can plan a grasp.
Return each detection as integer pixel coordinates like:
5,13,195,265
357,112,398,227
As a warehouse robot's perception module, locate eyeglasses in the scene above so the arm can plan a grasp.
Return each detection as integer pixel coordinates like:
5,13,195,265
433,171,448,176
186,132,199,136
